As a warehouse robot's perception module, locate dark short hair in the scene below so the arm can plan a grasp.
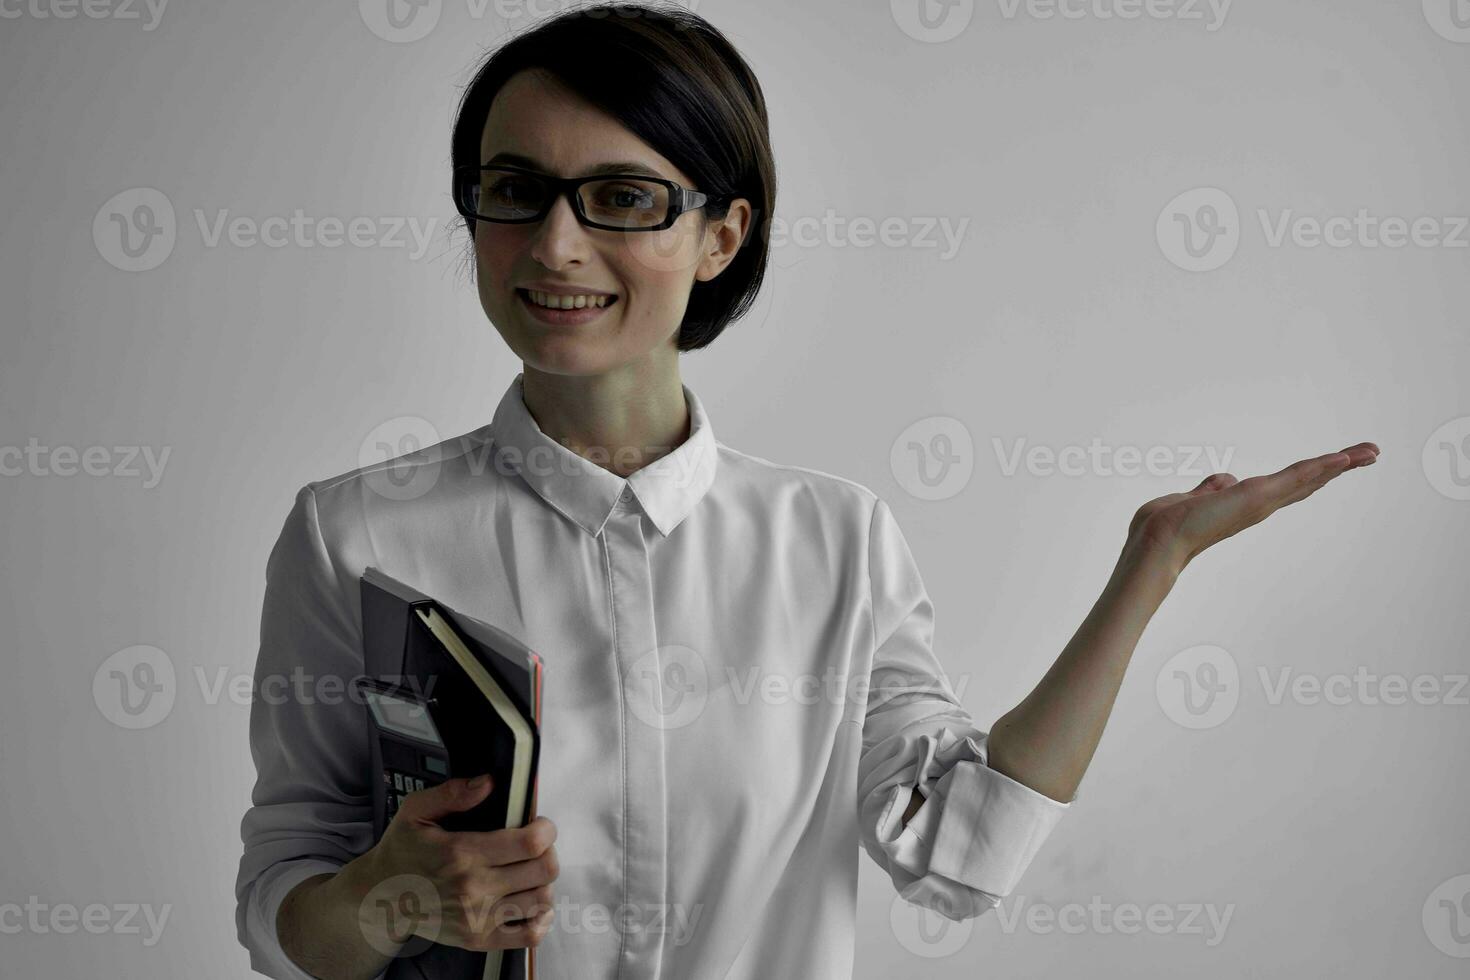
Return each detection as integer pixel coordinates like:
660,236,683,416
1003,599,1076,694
450,1,777,352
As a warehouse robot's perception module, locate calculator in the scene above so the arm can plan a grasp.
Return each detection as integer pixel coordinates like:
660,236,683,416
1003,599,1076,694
353,677,454,824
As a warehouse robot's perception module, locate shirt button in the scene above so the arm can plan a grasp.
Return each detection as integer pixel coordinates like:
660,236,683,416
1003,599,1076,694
620,487,633,503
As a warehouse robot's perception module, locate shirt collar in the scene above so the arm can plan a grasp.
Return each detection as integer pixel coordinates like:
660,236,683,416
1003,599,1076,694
487,373,719,538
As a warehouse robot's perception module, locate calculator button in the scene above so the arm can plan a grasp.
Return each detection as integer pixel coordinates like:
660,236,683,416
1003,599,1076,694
413,778,425,791
393,773,403,791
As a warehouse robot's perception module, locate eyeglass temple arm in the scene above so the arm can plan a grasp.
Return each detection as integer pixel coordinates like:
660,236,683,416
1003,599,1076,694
678,188,721,212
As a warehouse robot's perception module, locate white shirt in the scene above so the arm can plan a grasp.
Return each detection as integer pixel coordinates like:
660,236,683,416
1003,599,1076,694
235,373,1073,980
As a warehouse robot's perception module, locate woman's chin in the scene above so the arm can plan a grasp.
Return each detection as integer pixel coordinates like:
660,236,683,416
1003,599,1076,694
513,336,622,377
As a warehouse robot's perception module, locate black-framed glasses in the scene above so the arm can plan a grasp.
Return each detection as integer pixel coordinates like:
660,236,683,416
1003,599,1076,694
453,164,725,232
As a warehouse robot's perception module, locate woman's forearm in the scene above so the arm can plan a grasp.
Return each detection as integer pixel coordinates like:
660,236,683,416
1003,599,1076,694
983,445,1378,804
276,851,400,980
984,540,1179,804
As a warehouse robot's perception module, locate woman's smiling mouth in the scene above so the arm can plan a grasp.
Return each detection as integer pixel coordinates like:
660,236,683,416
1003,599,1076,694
516,287,619,325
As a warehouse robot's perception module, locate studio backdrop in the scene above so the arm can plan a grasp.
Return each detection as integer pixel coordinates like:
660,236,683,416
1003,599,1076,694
1,1,1466,977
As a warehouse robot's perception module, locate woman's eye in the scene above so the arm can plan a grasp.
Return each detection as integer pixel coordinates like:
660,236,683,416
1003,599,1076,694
598,184,656,210
487,178,536,201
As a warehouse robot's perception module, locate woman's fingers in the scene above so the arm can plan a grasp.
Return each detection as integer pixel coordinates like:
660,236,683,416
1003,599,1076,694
1244,451,1348,502
1130,443,1379,572
1276,444,1377,506
1341,442,1381,469
1215,443,1378,519
1274,463,1349,508
1245,455,1346,515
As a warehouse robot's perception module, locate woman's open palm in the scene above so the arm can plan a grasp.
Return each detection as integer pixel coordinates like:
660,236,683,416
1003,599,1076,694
1128,441,1380,573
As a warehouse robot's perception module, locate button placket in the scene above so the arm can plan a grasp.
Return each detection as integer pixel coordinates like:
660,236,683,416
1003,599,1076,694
603,504,667,979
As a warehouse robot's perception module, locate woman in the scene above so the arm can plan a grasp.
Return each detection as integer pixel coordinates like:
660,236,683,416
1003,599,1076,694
234,4,1378,979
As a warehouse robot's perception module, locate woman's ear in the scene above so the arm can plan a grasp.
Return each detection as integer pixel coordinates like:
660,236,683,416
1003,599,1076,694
695,198,753,283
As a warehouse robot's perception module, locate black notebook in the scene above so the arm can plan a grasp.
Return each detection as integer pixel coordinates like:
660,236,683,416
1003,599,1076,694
357,566,544,980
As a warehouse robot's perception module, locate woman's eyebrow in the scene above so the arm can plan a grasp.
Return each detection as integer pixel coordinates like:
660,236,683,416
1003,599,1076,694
483,152,666,179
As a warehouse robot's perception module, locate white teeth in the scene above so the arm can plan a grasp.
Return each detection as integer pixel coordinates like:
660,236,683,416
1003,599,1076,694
526,290,612,310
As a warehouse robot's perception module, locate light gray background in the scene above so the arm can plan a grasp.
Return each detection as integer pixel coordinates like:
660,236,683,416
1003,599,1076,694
1,0,1467,976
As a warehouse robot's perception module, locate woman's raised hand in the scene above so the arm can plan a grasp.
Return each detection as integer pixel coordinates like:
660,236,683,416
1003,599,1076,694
1125,441,1380,575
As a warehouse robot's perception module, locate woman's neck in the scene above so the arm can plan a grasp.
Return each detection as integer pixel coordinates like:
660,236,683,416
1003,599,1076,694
519,362,691,479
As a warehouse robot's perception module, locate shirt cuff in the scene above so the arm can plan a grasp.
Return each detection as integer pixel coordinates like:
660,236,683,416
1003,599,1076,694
873,728,1073,921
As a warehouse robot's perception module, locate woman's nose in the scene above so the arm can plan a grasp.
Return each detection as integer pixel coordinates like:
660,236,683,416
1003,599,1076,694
528,191,592,269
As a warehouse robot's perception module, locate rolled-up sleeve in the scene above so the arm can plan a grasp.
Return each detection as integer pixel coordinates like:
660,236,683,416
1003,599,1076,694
234,484,383,979
856,496,1073,921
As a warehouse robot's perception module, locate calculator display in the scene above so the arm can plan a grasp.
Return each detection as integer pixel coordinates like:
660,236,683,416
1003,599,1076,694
362,689,445,747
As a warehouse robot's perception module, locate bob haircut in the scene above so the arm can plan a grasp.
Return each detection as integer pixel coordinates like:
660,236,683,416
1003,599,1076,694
450,1,776,352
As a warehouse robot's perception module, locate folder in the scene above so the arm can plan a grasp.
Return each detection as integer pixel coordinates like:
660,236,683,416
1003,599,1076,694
358,566,543,980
